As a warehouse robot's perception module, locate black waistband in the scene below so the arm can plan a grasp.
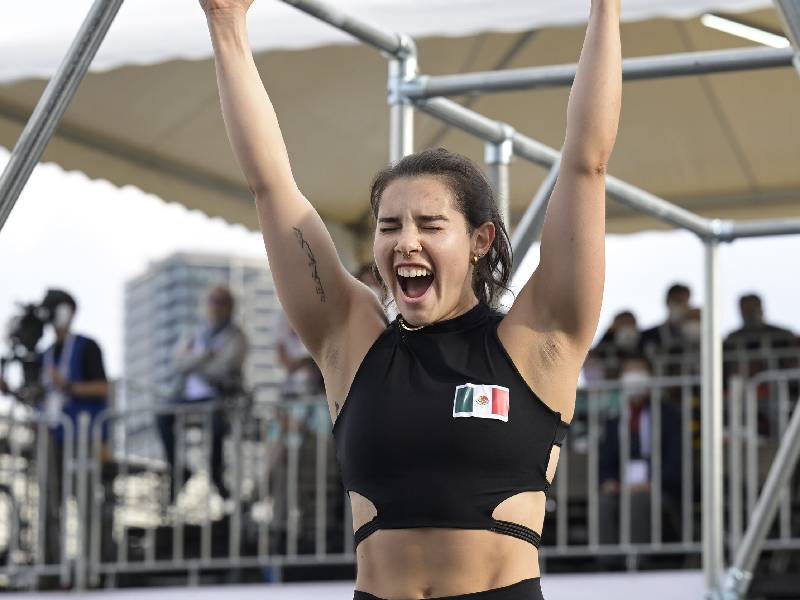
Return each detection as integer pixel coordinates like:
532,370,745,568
353,519,541,549
353,577,542,600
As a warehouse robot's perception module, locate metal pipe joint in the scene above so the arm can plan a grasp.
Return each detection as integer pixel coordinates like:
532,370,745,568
387,34,418,106
707,218,736,242
721,567,752,600
484,124,515,166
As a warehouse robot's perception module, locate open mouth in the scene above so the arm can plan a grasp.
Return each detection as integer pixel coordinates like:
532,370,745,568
396,266,435,301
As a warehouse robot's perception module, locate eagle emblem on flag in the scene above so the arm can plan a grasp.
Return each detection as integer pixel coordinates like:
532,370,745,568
453,383,509,421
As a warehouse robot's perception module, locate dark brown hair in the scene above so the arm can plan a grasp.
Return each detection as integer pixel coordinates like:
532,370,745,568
368,147,513,309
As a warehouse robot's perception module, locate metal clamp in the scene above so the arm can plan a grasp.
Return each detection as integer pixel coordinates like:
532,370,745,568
387,34,418,105
708,218,736,243
721,567,752,600
484,124,515,165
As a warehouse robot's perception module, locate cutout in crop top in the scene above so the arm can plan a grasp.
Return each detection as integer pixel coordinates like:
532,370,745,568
332,302,570,548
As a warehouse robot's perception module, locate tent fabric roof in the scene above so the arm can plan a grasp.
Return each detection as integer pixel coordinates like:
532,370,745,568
1,1,797,250
1,1,772,82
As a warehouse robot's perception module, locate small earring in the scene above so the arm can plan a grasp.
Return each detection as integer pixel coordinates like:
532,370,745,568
471,254,479,265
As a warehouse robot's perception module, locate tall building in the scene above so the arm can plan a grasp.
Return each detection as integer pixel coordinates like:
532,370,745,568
122,252,282,459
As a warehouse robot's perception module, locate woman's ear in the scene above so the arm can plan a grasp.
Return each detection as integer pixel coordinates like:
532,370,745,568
472,221,496,257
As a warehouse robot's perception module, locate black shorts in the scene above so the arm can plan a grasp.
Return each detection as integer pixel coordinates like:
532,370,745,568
353,577,543,600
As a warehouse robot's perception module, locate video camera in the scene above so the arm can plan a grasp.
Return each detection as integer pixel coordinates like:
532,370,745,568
1,289,75,400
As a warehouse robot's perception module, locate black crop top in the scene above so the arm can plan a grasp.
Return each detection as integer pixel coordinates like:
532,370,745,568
333,301,570,549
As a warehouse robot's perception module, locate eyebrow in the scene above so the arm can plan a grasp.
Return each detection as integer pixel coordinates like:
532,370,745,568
377,214,450,224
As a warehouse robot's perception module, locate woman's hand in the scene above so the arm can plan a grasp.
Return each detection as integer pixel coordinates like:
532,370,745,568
199,0,254,18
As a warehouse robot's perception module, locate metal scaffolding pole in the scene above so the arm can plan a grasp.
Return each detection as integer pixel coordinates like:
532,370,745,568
721,370,800,600
775,0,800,47
279,0,419,164
280,0,408,57
415,97,714,238
388,42,418,163
719,217,800,241
774,0,800,76
0,0,124,235
510,160,560,276
485,129,514,227
402,47,795,99
701,235,725,600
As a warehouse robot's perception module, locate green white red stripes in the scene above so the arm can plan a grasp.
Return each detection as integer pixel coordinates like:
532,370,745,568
453,383,510,421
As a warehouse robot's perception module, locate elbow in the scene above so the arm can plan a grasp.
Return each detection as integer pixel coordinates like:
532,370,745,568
561,138,615,177
564,155,610,178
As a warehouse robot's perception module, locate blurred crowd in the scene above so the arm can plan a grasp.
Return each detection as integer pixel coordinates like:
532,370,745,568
583,282,798,554
1,275,797,576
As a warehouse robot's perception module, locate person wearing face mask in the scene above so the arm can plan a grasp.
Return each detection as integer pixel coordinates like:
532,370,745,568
640,283,691,374
680,308,702,347
0,289,109,577
591,310,642,378
598,355,683,558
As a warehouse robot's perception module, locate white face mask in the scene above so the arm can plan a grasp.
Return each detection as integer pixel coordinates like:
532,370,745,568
53,303,74,330
682,320,701,342
668,304,688,325
620,370,651,397
614,327,640,351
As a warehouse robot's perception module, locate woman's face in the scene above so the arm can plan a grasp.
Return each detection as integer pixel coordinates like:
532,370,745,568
373,175,494,326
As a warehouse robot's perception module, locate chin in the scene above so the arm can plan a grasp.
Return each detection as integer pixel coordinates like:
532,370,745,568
395,287,435,318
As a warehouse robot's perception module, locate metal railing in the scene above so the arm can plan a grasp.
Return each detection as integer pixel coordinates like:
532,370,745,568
1,353,799,589
0,409,74,589
85,394,351,588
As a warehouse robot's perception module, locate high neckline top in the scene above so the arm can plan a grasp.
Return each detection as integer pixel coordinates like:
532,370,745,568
333,300,570,550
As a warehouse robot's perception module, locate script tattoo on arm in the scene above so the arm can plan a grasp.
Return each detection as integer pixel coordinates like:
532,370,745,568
292,227,327,303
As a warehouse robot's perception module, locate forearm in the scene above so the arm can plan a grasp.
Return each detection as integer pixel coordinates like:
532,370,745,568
206,11,297,198
174,350,209,375
201,337,247,381
71,381,109,399
562,0,622,173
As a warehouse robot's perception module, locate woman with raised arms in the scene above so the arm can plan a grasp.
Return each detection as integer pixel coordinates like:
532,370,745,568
199,0,621,598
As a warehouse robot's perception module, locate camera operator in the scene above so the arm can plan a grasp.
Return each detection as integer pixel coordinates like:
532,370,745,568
0,289,109,572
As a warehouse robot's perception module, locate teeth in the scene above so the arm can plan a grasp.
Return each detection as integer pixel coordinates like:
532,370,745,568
397,266,432,278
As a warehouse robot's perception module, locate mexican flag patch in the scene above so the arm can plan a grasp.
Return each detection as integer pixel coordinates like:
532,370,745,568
453,383,510,421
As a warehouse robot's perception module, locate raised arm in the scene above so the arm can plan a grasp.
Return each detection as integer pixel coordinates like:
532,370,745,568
201,1,382,363
507,0,621,355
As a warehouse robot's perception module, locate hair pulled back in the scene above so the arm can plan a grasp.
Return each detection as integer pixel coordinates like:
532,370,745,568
369,147,513,309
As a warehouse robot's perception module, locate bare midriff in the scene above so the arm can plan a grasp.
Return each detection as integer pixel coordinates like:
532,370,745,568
354,529,540,599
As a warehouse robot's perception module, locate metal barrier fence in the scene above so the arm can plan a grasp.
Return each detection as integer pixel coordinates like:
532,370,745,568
86,395,351,588
0,409,74,589
1,357,799,589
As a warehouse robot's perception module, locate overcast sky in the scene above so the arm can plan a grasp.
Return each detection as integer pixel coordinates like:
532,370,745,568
1,147,798,381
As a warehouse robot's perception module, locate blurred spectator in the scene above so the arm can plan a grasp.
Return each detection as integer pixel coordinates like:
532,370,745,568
599,355,683,546
681,307,701,347
356,261,396,321
724,293,797,376
274,310,324,399
641,283,692,374
723,294,798,438
581,348,607,387
592,310,642,378
157,285,248,503
356,263,382,298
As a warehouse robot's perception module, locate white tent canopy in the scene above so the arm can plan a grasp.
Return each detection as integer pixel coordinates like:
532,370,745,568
0,0,773,82
1,0,796,262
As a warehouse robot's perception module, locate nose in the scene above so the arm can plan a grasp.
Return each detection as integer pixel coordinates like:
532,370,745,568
395,227,422,257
